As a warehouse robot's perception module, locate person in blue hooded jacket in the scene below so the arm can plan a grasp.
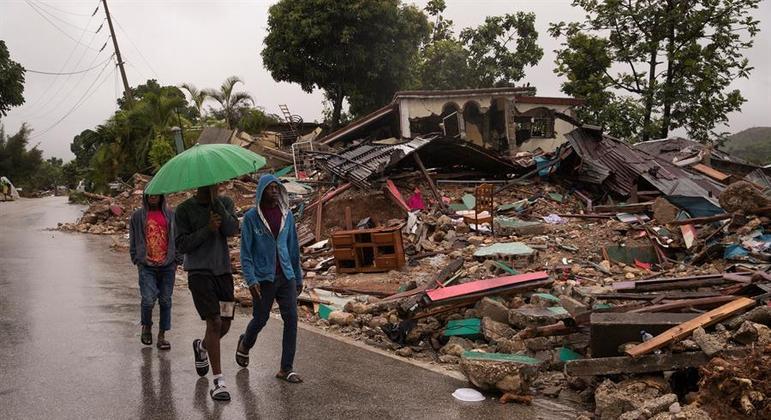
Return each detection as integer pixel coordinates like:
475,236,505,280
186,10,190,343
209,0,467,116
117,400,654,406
236,174,304,383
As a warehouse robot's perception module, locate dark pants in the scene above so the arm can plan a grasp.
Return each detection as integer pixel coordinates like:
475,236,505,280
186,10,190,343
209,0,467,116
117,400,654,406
242,274,298,372
138,265,175,331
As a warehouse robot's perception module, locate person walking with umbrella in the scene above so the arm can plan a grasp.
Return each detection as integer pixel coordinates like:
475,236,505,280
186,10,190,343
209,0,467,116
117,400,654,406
175,184,239,401
235,174,304,383
144,143,266,401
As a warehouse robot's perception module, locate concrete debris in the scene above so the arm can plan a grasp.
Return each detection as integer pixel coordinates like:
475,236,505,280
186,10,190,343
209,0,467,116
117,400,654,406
58,113,771,416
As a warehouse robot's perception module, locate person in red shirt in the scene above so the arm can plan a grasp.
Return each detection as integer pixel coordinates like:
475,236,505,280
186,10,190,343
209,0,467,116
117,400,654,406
129,194,181,350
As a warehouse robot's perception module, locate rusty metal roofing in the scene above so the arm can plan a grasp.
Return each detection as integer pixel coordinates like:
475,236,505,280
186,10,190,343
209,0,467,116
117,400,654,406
565,128,725,202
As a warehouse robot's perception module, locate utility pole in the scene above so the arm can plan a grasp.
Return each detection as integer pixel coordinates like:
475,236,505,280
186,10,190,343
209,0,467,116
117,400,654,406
102,0,133,108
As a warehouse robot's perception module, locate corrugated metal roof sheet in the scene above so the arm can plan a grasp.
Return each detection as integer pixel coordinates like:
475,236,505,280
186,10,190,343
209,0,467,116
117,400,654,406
565,128,724,202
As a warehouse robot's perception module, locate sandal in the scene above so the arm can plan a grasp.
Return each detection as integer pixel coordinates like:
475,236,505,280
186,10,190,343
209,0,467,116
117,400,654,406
157,338,171,351
141,327,152,346
235,334,249,367
276,371,303,383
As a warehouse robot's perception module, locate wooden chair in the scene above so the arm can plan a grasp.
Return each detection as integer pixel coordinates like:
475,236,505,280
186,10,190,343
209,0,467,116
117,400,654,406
463,183,495,236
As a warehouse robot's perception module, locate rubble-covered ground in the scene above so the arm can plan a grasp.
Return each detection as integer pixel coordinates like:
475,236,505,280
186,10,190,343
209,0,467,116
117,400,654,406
60,170,771,419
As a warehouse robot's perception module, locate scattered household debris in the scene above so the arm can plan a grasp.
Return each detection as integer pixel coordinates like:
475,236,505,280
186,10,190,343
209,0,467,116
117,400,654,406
59,89,771,414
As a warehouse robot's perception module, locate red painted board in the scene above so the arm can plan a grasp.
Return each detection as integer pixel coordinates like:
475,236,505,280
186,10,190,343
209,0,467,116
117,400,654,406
385,179,410,212
427,271,549,302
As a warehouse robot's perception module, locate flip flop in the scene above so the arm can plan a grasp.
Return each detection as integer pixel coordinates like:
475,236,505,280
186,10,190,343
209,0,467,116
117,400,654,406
276,371,303,383
235,334,249,367
141,328,152,346
157,338,171,350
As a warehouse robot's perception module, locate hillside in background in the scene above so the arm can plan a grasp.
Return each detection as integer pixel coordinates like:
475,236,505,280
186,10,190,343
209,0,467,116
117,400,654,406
721,127,771,165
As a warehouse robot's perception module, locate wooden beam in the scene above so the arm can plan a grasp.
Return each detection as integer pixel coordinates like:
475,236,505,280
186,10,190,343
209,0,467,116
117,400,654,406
315,197,324,242
413,153,445,209
344,206,353,230
628,295,737,313
565,348,751,376
624,297,756,358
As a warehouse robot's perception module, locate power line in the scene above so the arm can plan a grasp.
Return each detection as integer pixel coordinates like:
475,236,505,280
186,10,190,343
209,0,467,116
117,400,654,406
24,0,101,51
20,0,104,115
34,0,97,17
30,59,116,140
112,16,159,79
25,55,114,75
28,0,95,33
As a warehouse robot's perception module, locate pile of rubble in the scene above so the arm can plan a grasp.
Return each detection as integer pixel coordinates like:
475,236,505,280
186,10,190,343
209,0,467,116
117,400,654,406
59,114,771,418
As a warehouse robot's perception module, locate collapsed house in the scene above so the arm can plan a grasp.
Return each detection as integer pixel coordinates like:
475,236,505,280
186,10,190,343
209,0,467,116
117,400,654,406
62,86,771,417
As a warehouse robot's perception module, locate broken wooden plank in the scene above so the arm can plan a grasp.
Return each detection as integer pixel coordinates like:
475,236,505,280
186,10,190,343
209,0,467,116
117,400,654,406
624,297,756,358
557,213,616,219
592,291,723,301
315,196,324,242
413,152,446,210
344,206,352,230
306,182,352,211
691,163,730,183
565,348,751,376
426,271,549,302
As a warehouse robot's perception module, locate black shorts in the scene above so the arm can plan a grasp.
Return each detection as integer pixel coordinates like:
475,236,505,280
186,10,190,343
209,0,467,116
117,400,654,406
187,271,235,320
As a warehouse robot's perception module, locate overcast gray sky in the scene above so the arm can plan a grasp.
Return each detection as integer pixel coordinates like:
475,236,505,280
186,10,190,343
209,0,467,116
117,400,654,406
1,0,769,160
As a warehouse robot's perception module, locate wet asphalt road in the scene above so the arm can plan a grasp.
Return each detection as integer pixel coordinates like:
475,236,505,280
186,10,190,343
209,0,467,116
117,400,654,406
0,197,576,419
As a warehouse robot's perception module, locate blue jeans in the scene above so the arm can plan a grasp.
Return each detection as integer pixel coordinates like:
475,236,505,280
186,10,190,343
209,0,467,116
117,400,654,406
242,274,298,372
138,265,176,331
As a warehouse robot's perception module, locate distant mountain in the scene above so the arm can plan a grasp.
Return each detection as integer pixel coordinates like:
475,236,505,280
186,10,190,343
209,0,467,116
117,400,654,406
721,127,771,166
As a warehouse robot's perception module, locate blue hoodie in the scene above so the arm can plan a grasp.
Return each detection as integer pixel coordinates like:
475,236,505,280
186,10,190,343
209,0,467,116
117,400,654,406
240,174,303,287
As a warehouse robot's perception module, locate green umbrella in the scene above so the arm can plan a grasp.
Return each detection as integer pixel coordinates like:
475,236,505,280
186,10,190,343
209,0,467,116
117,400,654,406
144,144,266,195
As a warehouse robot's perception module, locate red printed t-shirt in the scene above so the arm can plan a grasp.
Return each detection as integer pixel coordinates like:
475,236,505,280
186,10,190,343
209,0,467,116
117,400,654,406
260,203,284,277
145,210,168,265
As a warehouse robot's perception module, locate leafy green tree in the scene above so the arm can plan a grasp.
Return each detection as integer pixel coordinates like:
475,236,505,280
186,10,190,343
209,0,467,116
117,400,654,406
0,124,42,190
148,135,175,172
203,76,254,130
550,0,760,142
413,4,543,90
238,108,280,135
262,0,430,129
0,40,25,118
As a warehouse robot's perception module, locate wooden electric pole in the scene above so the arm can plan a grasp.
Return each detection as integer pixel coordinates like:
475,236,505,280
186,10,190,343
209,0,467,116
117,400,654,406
101,0,133,108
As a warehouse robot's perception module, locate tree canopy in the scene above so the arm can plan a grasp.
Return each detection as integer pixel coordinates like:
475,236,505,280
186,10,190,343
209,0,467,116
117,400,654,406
0,40,25,118
550,0,760,143
262,0,430,129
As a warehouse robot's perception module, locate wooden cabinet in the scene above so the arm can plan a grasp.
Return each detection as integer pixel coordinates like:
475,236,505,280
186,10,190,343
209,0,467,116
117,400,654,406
331,226,406,273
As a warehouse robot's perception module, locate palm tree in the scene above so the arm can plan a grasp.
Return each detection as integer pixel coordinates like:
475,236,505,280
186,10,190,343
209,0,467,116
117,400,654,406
180,83,209,122
203,76,254,129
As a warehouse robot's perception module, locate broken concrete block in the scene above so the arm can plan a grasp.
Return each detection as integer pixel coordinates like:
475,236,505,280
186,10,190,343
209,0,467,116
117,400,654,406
344,301,372,314
459,351,541,393
719,180,770,213
724,306,771,330
395,347,413,357
496,338,526,353
328,311,355,326
692,327,726,356
732,321,759,345
530,293,561,307
653,197,680,225
559,295,588,317
481,317,516,342
368,316,388,329
594,378,666,420
440,336,474,357
641,394,679,416
508,305,570,329
479,297,510,323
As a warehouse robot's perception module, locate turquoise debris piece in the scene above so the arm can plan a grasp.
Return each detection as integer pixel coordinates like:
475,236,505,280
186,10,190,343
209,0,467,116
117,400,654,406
462,351,542,365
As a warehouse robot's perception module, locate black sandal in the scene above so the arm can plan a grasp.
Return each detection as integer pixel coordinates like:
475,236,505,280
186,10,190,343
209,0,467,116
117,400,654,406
236,334,249,367
157,338,171,350
276,371,303,383
141,327,152,346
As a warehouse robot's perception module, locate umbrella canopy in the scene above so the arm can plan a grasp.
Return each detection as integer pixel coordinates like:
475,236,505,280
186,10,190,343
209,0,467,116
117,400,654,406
144,144,266,195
